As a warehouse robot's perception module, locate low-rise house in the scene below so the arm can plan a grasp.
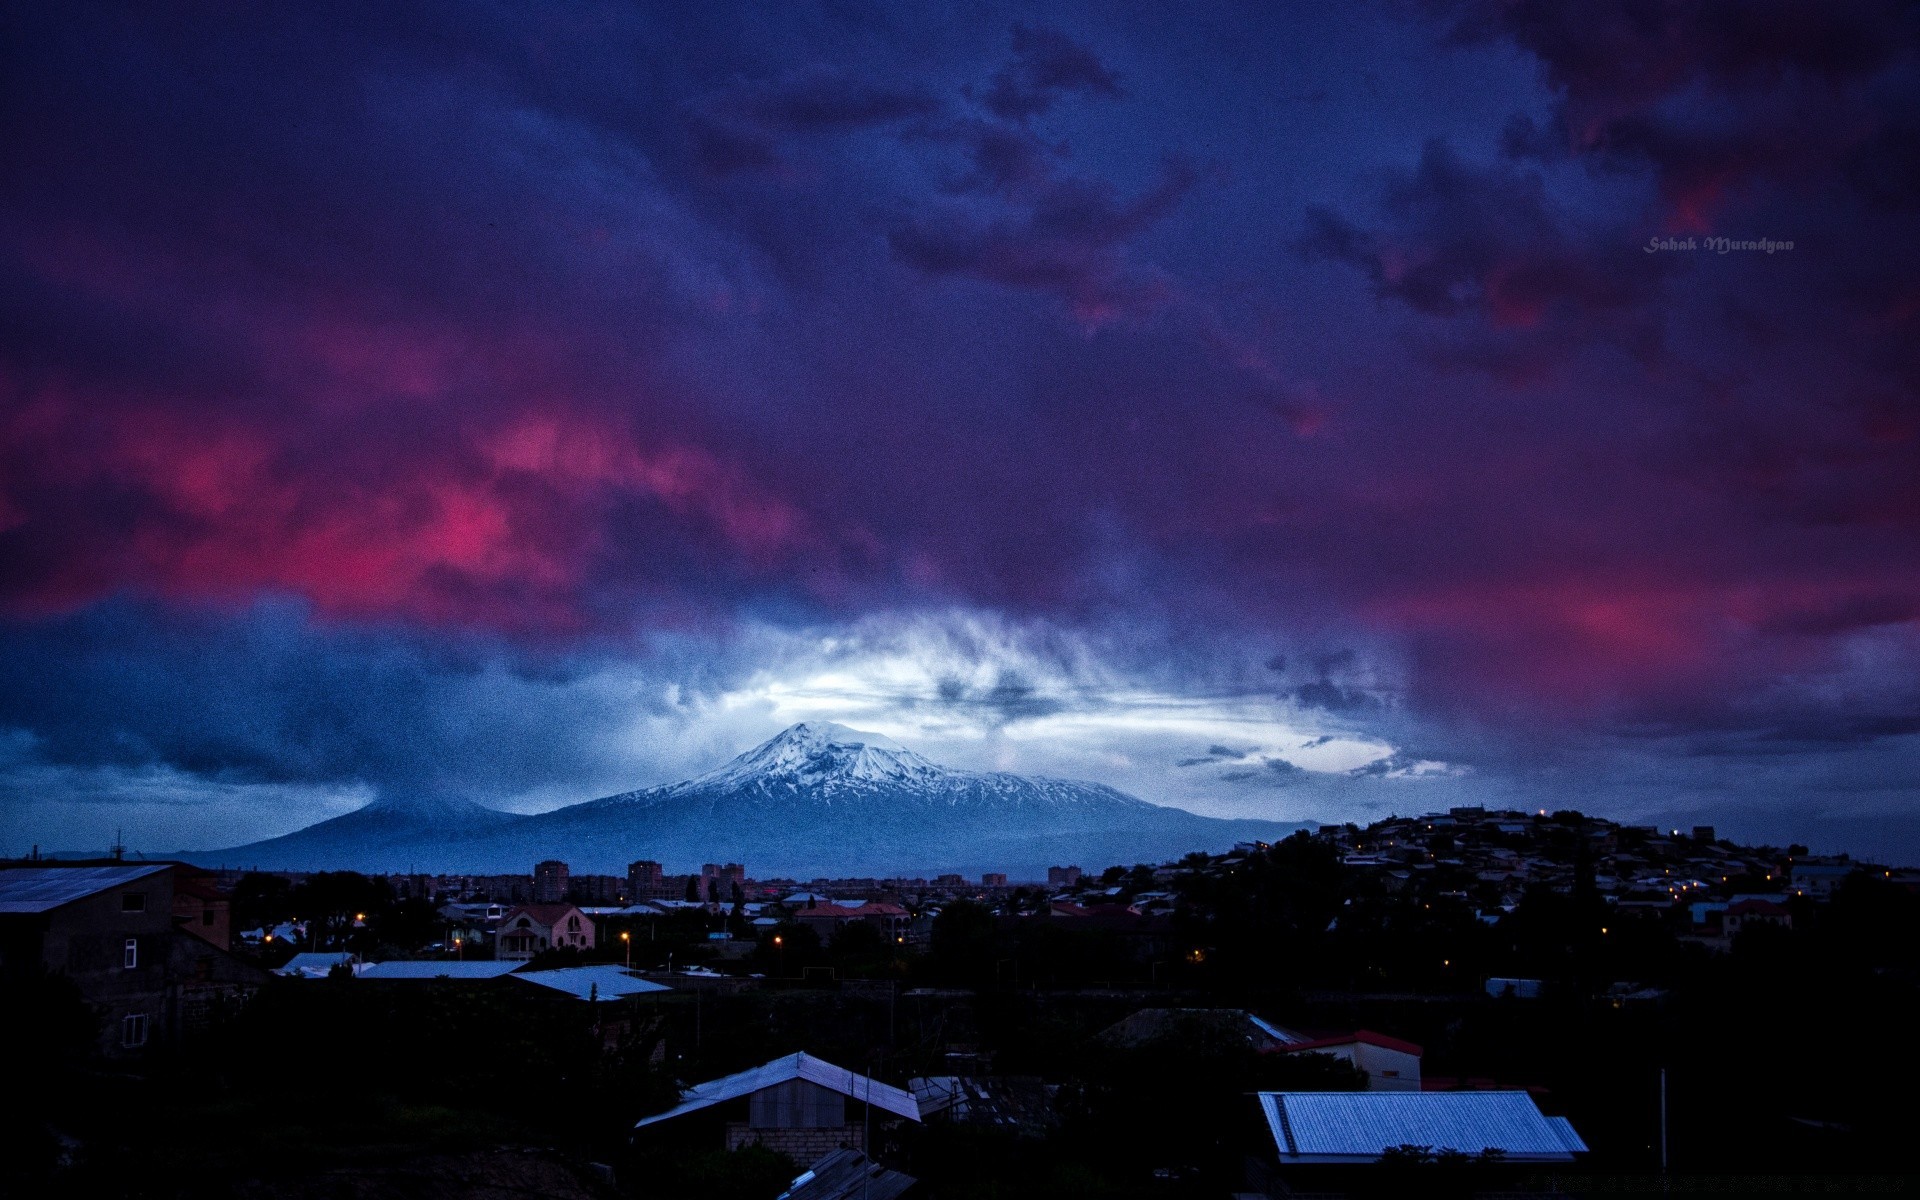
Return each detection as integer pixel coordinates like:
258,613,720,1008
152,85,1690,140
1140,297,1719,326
0,862,264,1055
1099,1007,1305,1052
1724,897,1792,937
1270,1030,1422,1091
794,901,910,943
495,903,594,960
634,1051,922,1157
1789,863,1853,898
171,868,232,950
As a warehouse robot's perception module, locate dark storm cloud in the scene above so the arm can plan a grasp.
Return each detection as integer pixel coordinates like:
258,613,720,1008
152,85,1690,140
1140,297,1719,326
0,601,656,798
979,25,1124,121
687,66,940,176
4,0,1920,859
1175,744,1245,767
1221,757,1305,785
1300,140,1659,330
889,156,1199,323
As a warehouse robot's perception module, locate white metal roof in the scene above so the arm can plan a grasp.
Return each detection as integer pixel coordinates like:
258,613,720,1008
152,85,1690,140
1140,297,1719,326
511,965,672,1001
357,960,521,980
0,864,170,913
1258,1091,1586,1162
274,952,359,977
634,1052,921,1128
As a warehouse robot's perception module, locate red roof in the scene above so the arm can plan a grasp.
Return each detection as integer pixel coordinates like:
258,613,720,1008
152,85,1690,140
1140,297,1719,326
502,903,583,927
796,902,908,918
1272,1029,1424,1058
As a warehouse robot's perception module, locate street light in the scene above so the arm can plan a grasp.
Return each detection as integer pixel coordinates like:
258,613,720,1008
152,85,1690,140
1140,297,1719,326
621,930,631,969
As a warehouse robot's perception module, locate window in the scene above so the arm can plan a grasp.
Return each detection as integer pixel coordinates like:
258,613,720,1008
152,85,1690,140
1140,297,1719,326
202,909,215,926
123,938,139,969
567,915,580,931
122,893,146,913
122,1013,148,1047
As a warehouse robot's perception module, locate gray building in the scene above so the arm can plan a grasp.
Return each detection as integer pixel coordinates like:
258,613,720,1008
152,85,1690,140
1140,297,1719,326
0,862,265,1056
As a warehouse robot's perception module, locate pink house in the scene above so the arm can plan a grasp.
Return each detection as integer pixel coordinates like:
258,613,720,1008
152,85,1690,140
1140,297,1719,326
496,903,595,960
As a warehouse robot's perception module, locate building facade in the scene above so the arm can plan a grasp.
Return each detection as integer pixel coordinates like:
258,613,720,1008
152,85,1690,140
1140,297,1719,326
496,903,595,960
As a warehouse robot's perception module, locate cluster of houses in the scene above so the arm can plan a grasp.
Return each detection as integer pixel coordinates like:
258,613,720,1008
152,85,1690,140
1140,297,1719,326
7,819,1911,1197
628,1027,1587,1198
1296,807,1914,946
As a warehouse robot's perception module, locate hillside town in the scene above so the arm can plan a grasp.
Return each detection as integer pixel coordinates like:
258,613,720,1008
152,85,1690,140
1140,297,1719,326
5,808,1916,1197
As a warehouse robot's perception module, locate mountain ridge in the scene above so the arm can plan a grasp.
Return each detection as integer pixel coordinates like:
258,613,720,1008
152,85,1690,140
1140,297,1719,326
192,722,1310,876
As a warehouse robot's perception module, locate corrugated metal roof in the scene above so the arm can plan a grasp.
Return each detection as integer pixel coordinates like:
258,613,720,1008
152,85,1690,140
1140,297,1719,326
357,961,521,980
776,1150,915,1200
1546,1116,1589,1154
1258,1091,1583,1162
511,965,672,1001
635,1052,922,1128
0,864,170,913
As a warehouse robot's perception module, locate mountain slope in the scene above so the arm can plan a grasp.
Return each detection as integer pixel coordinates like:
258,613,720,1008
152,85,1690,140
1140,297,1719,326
199,722,1309,876
187,795,525,872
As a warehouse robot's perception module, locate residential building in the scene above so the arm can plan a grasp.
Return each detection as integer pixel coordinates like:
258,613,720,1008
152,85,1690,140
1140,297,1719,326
1789,862,1853,898
0,862,264,1056
1046,866,1082,887
1270,1030,1423,1091
795,901,910,944
496,903,595,960
568,873,625,905
980,873,1007,887
171,867,231,950
471,874,533,903
634,1051,922,1157
1724,897,1792,937
533,860,570,904
628,860,669,899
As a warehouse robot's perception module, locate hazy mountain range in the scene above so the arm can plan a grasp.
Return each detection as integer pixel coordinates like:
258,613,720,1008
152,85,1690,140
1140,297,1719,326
187,722,1310,878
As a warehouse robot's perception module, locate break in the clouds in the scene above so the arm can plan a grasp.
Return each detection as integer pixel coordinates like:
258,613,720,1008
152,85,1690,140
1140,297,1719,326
2,2,1918,862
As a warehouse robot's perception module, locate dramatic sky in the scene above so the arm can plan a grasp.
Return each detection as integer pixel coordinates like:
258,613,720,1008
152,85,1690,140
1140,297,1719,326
4,2,1919,862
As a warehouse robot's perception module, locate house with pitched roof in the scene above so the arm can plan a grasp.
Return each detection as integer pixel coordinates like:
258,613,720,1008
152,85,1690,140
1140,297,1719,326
1269,1030,1423,1091
0,862,265,1055
495,903,594,960
634,1051,921,1158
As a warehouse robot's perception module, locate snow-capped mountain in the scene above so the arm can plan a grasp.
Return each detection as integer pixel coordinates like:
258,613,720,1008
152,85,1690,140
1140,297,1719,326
198,722,1308,876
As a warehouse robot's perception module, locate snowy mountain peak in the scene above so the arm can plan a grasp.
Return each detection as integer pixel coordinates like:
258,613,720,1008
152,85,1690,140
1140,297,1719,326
697,721,945,789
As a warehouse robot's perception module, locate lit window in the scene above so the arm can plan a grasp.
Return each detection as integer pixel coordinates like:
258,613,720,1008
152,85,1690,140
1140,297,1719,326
124,938,139,969
122,1013,148,1047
